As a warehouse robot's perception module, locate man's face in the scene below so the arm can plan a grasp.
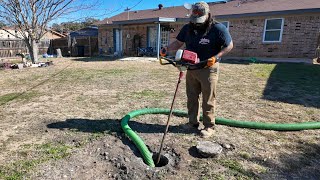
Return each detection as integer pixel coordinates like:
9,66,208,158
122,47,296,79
190,14,209,30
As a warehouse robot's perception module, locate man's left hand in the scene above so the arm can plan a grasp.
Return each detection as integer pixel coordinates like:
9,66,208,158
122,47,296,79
207,56,218,67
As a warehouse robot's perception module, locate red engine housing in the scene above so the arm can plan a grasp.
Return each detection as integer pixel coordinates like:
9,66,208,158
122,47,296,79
181,50,199,64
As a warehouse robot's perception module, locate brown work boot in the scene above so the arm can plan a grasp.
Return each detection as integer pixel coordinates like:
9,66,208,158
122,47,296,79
200,127,215,138
181,122,199,130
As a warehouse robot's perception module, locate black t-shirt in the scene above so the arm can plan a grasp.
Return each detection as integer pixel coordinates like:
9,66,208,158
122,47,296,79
176,22,232,61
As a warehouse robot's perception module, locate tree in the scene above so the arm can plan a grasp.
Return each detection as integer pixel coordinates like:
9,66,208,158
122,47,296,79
0,0,75,63
0,20,6,28
83,17,99,27
51,18,99,33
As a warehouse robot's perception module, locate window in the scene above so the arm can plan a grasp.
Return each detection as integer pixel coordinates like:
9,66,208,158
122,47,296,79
160,27,170,48
147,26,157,51
263,18,284,43
221,21,229,30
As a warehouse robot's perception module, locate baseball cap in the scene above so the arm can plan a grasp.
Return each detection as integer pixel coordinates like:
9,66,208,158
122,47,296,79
190,1,210,24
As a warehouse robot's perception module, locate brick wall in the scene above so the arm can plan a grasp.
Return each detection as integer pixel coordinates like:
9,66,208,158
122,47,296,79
98,27,113,54
99,23,187,56
224,14,320,58
98,13,320,58
99,24,151,55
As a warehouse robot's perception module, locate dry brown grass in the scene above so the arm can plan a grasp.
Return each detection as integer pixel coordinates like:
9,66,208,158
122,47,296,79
0,57,320,179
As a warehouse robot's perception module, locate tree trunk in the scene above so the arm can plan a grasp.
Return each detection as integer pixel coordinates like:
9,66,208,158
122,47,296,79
28,39,39,64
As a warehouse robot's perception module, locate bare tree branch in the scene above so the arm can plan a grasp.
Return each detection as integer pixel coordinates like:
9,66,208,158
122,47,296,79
0,0,82,63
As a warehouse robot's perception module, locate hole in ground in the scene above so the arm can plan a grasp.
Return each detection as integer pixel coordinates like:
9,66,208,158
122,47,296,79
152,153,169,167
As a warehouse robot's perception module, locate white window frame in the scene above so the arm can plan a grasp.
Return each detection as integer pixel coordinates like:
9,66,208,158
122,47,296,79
263,18,284,43
221,21,229,30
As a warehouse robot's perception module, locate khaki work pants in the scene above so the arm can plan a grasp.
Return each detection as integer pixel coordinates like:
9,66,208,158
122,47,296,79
186,62,219,128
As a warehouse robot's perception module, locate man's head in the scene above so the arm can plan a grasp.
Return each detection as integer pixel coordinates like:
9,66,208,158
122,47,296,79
190,1,210,24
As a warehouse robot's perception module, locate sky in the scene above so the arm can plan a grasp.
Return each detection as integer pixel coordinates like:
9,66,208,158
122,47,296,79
52,0,222,24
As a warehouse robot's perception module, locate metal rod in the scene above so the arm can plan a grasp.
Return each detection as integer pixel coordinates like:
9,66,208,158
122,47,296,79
156,71,183,165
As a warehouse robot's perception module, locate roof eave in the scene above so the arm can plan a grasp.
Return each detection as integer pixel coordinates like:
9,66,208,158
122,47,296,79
112,17,176,25
215,8,320,19
99,8,320,26
97,17,177,27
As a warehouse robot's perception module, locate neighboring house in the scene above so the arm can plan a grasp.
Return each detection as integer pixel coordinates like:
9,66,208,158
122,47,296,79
0,27,65,40
97,0,320,59
0,27,66,57
52,26,99,57
42,30,66,40
0,28,22,39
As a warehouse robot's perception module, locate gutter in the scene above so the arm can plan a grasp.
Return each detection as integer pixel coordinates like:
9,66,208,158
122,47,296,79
112,17,176,25
175,8,320,22
216,8,320,19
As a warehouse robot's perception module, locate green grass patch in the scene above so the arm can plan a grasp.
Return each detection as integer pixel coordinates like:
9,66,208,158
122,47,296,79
239,152,251,159
0,143,72,180
252,64,275,78
131,89,167,99
200,174,225,180
37,143,71,160
218,159,255,178
0,91,39,105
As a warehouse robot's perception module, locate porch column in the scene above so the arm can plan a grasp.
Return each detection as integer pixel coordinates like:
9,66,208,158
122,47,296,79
157,23,161,59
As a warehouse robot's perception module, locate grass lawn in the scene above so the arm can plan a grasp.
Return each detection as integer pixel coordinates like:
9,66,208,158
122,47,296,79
0,57,320,179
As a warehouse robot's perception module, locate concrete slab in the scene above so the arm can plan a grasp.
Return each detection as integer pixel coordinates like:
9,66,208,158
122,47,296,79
118,57,158,61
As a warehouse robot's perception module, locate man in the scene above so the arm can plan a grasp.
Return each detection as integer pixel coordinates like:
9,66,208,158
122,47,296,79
162,1,233,138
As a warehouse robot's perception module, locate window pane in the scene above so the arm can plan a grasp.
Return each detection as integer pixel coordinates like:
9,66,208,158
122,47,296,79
264,30,281,41
266,19,282,30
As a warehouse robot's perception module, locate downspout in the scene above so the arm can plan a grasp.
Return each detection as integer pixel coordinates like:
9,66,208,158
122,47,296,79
157,23,161,60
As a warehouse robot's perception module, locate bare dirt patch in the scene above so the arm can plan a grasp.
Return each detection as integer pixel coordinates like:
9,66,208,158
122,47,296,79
1,57,320,179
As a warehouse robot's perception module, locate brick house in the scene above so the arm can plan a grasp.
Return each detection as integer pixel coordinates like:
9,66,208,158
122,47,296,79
97,0,320,59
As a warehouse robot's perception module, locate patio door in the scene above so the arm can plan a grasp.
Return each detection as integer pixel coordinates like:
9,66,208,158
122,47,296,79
113,28,122,54
147,26,170,53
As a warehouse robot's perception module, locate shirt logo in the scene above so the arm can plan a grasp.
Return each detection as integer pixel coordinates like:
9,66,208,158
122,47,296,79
199,38,210,45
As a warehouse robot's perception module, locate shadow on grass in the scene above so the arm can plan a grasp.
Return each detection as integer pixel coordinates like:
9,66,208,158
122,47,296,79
47,118,195,159
47,118,194,134
262,63,320,108
221,58,251,65
71,56,118,62
250,142,320,179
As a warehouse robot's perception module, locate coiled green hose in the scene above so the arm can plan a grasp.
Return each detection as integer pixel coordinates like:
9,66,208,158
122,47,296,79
121,108,320,167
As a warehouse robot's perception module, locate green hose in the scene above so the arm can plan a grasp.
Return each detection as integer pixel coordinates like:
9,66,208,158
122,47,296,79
121,108,320,167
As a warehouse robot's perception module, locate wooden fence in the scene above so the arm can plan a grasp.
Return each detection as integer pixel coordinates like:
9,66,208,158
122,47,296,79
0,36,98,58
0,39,51,58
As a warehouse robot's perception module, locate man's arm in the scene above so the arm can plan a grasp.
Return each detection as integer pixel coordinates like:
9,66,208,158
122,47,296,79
216,40,233,59
165,40,184,56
